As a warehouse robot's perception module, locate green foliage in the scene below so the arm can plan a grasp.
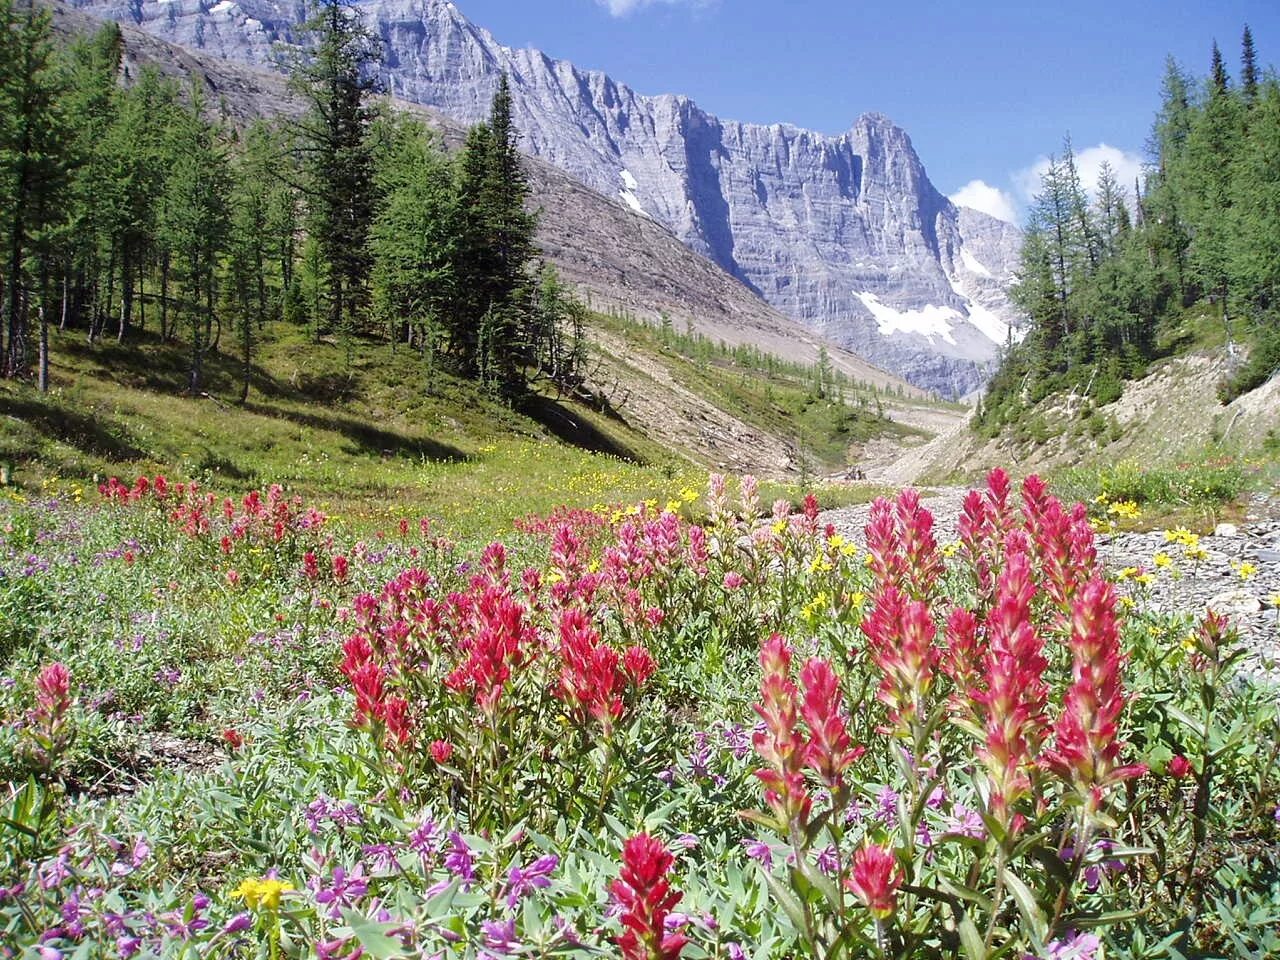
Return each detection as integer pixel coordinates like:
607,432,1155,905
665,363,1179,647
979,32,1280,436
1055,456,1248,507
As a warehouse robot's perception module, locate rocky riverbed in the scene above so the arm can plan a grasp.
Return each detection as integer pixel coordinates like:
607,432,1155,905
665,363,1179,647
824,487,1280,681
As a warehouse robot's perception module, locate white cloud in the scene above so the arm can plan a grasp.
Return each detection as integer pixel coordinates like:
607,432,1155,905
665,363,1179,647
595,0,712,16
948,179,1018,224
1013,143,1145,206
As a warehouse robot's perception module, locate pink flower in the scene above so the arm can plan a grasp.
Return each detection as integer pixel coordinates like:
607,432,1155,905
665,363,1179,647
430,740,454,764
612,834,688,960
1167,755,1192,779
846,843,903,919
1042,579,1147,814
751,635,811,829
975,550,1048,831
798,658,863,788
860,586,937,731
722,571,745,591
35,663,71,720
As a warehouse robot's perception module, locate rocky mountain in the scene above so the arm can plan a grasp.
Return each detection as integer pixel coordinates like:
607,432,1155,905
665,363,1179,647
68,0,1023,396
48,1,919,395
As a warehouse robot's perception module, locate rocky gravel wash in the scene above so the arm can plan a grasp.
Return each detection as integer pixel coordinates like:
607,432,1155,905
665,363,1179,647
824,487,1280,681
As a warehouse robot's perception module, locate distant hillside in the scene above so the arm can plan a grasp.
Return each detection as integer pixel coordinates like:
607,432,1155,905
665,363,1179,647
47,0,922,398
65,0,1023,397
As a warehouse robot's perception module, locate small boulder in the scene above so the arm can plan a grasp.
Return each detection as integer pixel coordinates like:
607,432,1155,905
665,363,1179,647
1213,522,1239,538
1206,589,1262,616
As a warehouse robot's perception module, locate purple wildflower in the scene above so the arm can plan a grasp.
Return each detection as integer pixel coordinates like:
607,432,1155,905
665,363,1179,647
481,918,520,955
443,832,475,886
504,854,558,908
742,839,773,868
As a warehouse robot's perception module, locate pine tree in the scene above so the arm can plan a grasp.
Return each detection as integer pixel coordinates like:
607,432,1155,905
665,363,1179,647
1211,41,1230,96
455,74,539,392
1,0,68,380
1241,26,1259,103
369,113,458,370
227,121,281,402
159,82,229,394
291,0,380,340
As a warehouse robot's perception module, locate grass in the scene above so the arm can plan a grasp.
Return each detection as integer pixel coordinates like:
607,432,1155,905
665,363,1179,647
0,324,886,541
590,312,924,472
1050,453,1271,532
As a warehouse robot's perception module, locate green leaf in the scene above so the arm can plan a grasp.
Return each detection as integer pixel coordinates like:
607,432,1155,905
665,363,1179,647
958,914,987,960
1001,869,1047,944
338,910,405,959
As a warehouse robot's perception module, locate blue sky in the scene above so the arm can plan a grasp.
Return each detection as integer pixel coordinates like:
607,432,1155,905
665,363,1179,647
452,0,1280,223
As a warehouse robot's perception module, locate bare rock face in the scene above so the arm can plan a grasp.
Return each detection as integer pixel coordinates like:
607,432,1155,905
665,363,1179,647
71,0,1026,397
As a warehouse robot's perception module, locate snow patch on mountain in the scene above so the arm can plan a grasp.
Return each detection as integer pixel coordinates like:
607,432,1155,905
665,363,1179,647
855,292,960,346
959,248,993,280
618,169,646,215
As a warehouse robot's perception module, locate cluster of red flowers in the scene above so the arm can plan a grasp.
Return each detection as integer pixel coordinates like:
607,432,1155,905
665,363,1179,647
556,608,656,735
752,634,863,830
859,471,1145,833
100,475,330,559
612,834,688,960
341,520,664,763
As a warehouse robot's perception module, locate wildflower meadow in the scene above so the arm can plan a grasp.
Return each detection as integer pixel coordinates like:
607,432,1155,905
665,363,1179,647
1,469,1278,958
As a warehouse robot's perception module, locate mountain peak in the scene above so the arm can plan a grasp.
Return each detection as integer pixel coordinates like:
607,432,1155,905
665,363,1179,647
71,0,1023,397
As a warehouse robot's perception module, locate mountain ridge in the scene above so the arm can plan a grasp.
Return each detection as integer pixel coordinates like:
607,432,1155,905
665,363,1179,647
67,0,1022,395
46,0,922,397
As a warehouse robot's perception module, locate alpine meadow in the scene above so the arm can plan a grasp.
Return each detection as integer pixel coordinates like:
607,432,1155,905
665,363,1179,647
2,2,1279,959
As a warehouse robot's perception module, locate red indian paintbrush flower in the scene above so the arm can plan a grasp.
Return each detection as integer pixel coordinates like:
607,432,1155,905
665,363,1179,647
846,843,904,919
865,490,942,600
974,550,1048,831
799,657,864,789
35,662,71,721
612,833,688,960
556,608,625,732
860,586,938,732
752,634,812,829
941,607,984,723
1042,579,1146,815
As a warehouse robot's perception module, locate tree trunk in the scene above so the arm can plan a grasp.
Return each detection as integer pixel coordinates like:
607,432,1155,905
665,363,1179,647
38,297,49,393
160,252,170,340
118,246,132,342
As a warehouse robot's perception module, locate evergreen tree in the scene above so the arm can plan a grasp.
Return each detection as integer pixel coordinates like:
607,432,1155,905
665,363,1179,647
1241,26,1259,103
158,83,229,393
369,114,459,370
1,0,68,380
291,0,380,339
1211,41,1230,95
455,74,539,393
227,120,281,402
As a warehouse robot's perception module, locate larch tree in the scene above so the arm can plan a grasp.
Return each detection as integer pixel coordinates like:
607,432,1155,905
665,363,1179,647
291,0,381,342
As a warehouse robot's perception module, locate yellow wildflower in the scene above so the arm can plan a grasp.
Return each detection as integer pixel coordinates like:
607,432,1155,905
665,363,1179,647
1152,552,1173,569
665,500,682,515
771,520,788,536
680,487,698,503
1134,572,1155,587
1184,545,1208,562
1233,561,1257,581
941,541,960,559
1108,500,1141,520
1117,566,1139,581
232,876,294,911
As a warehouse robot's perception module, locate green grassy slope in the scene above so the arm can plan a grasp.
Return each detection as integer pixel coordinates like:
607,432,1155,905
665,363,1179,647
1,322,899,538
